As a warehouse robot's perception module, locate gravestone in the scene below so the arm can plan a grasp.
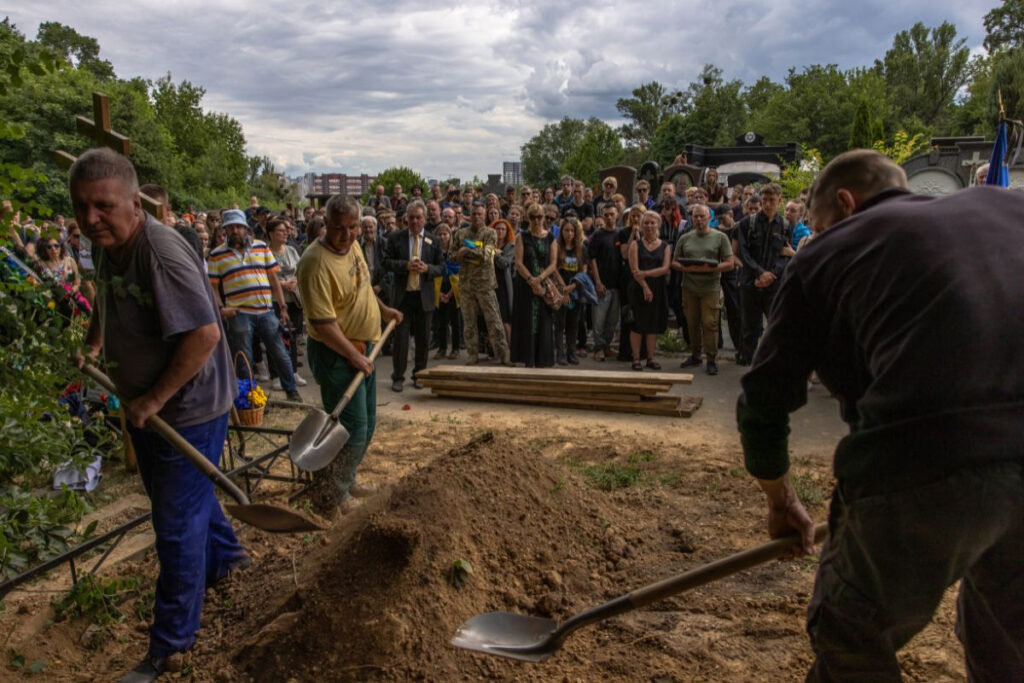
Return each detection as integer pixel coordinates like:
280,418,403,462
638,161,661,195
901,135,1024,195
482,174,504,197
685,133,799,187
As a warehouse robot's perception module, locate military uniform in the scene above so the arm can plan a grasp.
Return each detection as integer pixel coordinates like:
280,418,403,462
450,225,510,364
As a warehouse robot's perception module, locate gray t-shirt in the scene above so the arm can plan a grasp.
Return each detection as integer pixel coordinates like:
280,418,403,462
96,214,234,427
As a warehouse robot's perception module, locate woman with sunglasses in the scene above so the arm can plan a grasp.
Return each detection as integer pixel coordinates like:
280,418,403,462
511,205,558,367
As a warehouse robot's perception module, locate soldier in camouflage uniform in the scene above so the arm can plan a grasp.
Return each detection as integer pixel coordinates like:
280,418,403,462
450,204,513,366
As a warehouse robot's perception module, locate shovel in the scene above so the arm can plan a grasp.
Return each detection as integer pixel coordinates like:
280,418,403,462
82,365,323,534
289,319,397,471
453,523,828,662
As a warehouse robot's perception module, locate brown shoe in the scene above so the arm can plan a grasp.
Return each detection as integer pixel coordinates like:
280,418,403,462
465,356,479,366
433,350,446,360
447,351,459,360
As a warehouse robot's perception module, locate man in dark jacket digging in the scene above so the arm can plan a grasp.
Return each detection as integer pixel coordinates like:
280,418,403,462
738,149,1024,681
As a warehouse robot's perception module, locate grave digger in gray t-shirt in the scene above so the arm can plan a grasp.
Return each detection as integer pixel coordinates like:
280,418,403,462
94,214,234,427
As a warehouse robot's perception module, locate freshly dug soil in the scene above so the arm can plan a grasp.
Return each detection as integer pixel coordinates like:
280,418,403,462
1,417,965,681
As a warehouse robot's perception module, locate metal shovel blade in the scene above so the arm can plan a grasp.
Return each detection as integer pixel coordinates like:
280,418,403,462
224,503,325,533
452,612,559,663
289,409,350,472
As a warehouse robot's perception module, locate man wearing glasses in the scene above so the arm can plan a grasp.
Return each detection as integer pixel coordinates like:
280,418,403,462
593,176,618,217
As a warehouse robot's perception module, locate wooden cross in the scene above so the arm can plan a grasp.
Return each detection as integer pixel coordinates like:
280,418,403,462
55,92,165,221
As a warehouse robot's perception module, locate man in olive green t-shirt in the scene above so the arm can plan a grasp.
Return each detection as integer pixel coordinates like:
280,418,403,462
671,204,733,375
296,194,401,513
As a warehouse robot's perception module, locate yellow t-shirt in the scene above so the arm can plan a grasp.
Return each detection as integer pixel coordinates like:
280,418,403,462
297,240,381,343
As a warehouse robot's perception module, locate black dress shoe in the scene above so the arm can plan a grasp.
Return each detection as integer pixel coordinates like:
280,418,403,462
412,380,424,390
391,380,404,392
679,355,702,369
118,655,173,683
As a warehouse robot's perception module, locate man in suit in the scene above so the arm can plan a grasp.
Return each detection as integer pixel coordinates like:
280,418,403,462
383,199,443,391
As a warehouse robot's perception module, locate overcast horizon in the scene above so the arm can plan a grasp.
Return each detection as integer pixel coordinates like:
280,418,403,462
5,2,996,181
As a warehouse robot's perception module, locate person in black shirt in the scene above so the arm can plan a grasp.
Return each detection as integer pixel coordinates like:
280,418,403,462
586,204,622,361
738,150,1024,681
561,181,595,234
734,183,792,362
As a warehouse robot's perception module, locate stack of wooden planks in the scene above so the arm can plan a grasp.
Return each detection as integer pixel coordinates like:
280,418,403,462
416,365,702,417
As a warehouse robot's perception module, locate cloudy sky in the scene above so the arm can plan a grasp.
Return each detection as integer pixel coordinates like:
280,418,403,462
7,1,995,181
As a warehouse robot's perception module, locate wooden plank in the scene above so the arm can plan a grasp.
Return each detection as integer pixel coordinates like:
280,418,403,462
415,376,674,395
430,389,702,418
417,375,674,394
418,379,647,402
419,364,693,385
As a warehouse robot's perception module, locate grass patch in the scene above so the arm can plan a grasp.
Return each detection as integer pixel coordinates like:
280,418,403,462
582,462,643,491
792,472,829,506
657,329,689,354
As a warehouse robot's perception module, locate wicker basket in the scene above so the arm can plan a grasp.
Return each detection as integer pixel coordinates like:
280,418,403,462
234,351,265,426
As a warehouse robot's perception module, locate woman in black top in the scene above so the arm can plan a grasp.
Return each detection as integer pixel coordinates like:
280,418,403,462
511,205,558,367
491,218,516,349
627,211,671,370
702,167,727,210
554,218,587,365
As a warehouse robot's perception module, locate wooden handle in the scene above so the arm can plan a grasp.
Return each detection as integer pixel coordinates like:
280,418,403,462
81,364,250,505
626,523,828,609
329,318,398,420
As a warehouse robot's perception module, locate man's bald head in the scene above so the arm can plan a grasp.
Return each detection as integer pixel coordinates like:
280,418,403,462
808,149,908,232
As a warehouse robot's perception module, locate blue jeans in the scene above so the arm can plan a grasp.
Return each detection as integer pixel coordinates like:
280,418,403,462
226,310,296,392
128,413,247,658
591,289,619,352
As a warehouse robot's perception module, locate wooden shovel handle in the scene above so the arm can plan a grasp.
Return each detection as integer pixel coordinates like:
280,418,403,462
627,523,829,609
81,364,250,506
329,318,398,420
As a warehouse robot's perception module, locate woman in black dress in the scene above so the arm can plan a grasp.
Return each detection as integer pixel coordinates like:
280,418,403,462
491,218,515,349
627,210,671,370
511,205,559,367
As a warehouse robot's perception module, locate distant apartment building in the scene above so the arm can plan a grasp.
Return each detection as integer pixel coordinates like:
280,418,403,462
502,161,522,186
307,173,377,197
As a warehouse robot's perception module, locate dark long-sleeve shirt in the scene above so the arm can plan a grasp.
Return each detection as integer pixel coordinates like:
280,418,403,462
738,187,1024,498
735,210,790,286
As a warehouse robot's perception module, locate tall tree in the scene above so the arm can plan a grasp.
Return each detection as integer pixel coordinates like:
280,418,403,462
849,99,875,149
615,81,676,151
561,120,624,185
984,0,1024,52
877,22,972,130
673,65,747,147
520,117,588,187
35,21,114,81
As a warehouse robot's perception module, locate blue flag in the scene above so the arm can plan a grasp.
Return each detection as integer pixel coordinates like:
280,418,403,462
985,121,1010,187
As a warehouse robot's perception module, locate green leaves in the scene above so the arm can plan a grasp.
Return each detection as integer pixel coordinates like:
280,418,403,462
0,487,93,580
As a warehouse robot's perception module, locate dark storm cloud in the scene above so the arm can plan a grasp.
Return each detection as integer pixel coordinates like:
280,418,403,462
8,1,993,178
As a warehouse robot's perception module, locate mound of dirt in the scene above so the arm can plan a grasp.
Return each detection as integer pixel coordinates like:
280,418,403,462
234,431,663,681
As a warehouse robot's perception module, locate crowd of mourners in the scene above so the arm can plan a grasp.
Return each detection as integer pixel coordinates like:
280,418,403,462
5,170,813,393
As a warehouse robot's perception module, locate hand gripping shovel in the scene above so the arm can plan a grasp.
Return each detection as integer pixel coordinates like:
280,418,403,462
453,523,828,662
82,365,323,533
289,319,397,472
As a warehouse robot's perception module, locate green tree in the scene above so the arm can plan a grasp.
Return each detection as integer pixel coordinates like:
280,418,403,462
360,166,427,203
520,117,588,187
849,99,874,149
877,22,972,130
672,64,747,147
984,0,1024,52
615,81,676,151
873,131,930,165
35,21,114,81
561,120,624,186
649,114,689,167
